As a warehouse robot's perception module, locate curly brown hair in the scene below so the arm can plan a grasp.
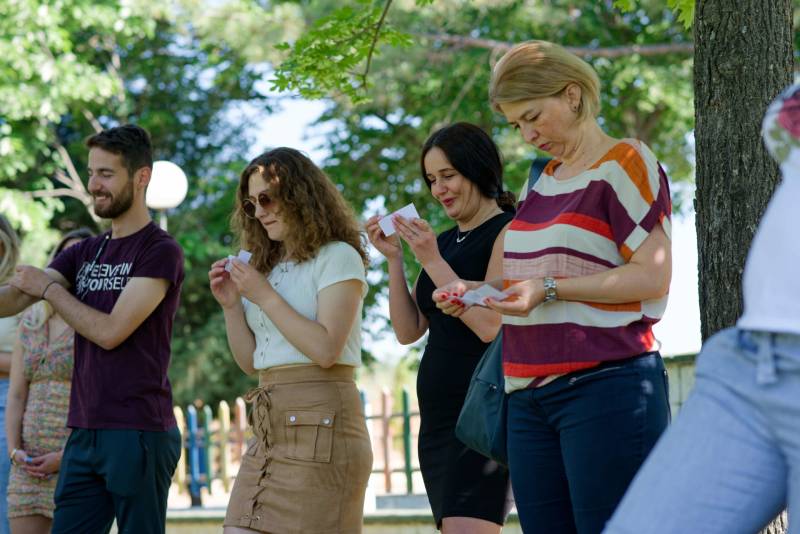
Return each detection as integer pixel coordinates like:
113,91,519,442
232,147,368,275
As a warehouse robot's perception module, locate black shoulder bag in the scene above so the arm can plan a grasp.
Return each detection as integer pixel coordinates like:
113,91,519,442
454,157,551,466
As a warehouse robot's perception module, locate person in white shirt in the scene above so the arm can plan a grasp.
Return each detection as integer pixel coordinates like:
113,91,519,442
604,83,800,534
208,147,373,534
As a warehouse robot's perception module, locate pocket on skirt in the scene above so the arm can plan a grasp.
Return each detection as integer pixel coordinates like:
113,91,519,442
284,410,335,463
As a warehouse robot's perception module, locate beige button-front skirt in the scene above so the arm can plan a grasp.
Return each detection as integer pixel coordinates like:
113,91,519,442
224,364,373,533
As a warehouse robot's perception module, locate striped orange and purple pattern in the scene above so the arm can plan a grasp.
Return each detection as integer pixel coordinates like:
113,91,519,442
503,140,671,392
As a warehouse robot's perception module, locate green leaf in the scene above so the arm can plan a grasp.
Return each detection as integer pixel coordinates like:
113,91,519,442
667,0,694,29
613,0,637,11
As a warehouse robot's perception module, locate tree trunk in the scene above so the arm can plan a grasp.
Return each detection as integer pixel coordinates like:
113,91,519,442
693,2,793,533
694,0,793,341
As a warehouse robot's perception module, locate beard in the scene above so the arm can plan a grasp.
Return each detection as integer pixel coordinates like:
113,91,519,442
93,179,134,219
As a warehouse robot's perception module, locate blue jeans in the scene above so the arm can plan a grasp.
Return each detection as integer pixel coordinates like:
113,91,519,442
0,378,9,534
507,352,670,534
605,328,800,534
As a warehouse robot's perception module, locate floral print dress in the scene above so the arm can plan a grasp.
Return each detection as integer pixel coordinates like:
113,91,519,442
7,313,73,519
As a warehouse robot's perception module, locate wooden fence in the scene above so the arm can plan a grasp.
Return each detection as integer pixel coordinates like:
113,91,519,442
171,354,697,505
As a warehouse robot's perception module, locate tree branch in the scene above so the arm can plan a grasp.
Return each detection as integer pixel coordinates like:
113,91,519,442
49,140,102,223
82,110,104,133
31,188,90,202
441,62,483,126
54,143,84,190
421,33,693,58
361,0,393,88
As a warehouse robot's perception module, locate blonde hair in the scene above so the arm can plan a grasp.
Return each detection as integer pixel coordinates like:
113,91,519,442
232,147,368,275
0,215,20,284
489,40,601,122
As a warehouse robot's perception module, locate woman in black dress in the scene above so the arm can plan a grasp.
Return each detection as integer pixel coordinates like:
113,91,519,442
366,122,514,532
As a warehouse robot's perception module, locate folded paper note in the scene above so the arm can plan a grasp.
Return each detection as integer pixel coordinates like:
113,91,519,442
378,203,421,237
225,249,253,272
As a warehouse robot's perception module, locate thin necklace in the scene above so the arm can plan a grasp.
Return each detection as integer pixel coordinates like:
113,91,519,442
455,228,473,243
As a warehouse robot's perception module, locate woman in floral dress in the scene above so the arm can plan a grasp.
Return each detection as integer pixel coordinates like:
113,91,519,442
5,229,92,534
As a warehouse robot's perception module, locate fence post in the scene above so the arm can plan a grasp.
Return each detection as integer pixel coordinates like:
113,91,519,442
402,388,413,494
218,400,232,492
234,397,247,462
173,406,187,494
203,404,214,492
381,388,393,493
186,405,203,507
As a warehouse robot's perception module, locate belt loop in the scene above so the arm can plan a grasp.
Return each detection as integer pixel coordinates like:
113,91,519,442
737,329,757,352
755,332,778,385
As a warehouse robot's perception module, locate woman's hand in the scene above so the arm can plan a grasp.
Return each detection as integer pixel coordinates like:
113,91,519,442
11,449,29,469
208,259,241,309
24,451,61,479
365,215,402,260
229,259,275,304
393,216,441,266
432,278,477,318
486,278,544,317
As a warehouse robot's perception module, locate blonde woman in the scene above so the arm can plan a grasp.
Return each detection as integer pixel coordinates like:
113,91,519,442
209,147,373,534
5,229,92,534
0,215,22,534
436,40,672,533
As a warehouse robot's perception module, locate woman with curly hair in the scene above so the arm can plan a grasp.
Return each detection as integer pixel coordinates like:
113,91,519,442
209,147,373,534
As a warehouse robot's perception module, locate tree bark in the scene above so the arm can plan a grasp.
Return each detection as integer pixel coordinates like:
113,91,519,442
694,0,793,340
694,3,793,534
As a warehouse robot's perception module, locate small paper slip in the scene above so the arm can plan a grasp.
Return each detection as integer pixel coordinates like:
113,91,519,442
225,249,253,272
460,284,510,307
378,203,421,236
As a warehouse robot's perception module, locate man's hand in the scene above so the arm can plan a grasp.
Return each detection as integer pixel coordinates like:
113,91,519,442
9,266,54,298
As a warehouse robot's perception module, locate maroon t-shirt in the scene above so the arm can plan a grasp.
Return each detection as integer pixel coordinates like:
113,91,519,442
50,222,183,431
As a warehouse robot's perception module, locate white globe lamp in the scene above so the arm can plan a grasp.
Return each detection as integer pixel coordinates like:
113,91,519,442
146,160,188,231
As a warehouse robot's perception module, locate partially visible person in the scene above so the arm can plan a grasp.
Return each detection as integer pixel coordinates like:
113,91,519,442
604,82,800,534
365,123,514,533
209,147,372,534
6,228,93,534
0,124,183,534
0,215,21,534
434,40,672,534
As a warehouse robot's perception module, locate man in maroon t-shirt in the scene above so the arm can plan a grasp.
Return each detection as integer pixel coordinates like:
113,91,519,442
0,124,183,533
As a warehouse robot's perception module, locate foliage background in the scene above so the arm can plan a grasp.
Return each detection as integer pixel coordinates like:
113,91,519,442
1,0,795,406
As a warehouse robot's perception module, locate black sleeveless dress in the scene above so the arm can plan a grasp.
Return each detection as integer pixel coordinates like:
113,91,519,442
415,212,514,528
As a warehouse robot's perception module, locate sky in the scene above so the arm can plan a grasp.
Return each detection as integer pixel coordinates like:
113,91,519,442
252,97,703,360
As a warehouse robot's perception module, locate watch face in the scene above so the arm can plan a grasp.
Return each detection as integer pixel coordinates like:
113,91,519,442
543,277,557,301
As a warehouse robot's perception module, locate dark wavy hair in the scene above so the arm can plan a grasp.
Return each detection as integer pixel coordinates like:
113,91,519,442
53,228,95,258
85,124,153,177
232,147,368,275
420,122,516,213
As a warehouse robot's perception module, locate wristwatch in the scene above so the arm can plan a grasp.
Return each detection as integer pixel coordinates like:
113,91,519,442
543,276,558,303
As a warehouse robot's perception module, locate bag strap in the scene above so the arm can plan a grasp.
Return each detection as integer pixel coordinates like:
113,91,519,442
526,157,552,193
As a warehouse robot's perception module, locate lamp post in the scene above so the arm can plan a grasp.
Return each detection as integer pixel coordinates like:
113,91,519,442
146,161,188,232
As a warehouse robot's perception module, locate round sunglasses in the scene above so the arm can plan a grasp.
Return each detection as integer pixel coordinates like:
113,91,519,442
242,192,274,219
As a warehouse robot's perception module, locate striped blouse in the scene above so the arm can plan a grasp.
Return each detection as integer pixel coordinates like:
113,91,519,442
502,139,672,392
